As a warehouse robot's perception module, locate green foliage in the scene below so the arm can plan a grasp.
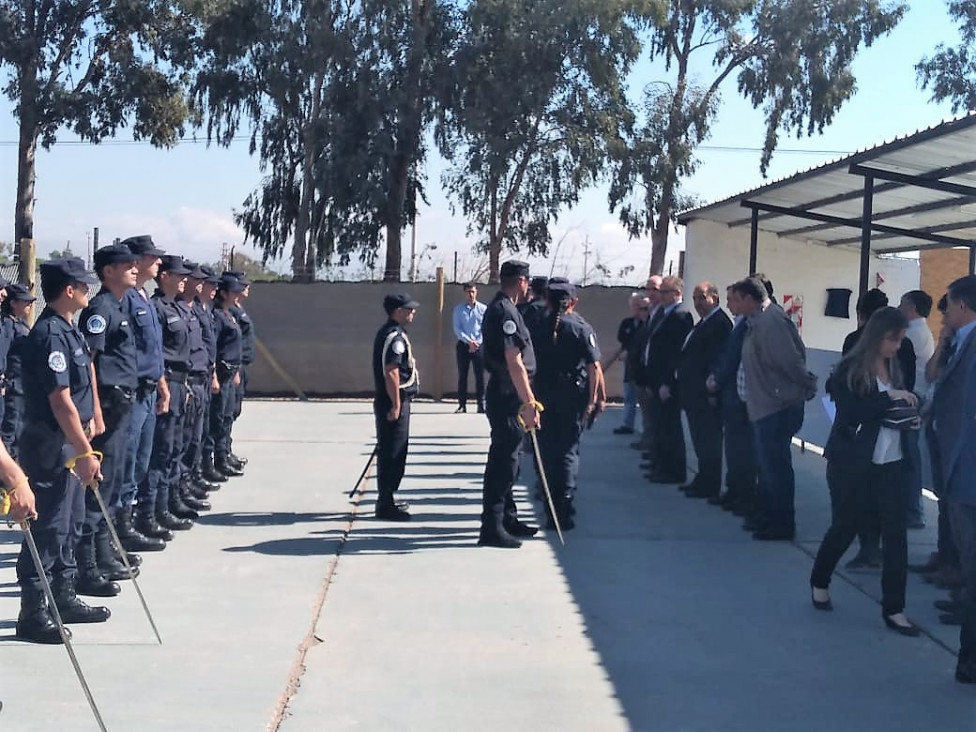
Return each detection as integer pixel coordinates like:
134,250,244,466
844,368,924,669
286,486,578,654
193,0,455,282
436,0,648,281
609,0,905,275
918,1,976,111
207,251,285,282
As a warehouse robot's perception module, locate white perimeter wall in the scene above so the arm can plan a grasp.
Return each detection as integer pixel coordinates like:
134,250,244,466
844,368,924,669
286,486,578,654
683,219,920,352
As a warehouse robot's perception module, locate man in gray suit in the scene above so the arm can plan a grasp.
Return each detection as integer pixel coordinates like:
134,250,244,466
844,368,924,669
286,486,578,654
931,275,976,684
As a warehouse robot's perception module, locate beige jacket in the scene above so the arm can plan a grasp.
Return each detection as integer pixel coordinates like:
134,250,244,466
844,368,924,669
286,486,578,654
741,303,818,422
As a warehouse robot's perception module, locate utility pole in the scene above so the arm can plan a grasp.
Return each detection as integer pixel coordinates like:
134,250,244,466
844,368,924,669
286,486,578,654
582,236,590,286
409,219,418,283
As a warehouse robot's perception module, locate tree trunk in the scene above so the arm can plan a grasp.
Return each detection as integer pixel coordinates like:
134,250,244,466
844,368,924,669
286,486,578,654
292,70,325,283
649,209,670,276
488,183,499,283
15,65,39,247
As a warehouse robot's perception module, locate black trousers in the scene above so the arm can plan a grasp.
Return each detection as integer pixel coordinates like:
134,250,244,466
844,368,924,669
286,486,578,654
182,378,208,480
374,398,411,503
926,422,959,568
811,460,908,615
141,380,187,513
650,390,685,480
209,377,237,460
456,342,485,408
537,386,586,503
480,383,522,533
85,387,135,530
684,400,723,495
1,383,24,459
722,395,757,503
17,422,85,590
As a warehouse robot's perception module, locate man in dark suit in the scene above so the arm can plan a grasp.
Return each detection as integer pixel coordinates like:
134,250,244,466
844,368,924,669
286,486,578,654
631,275,662,457
644,276,694,484
931,276,976,684
678,282,732,500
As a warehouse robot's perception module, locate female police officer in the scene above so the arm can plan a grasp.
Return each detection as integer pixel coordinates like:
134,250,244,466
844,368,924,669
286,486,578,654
533,282,605,530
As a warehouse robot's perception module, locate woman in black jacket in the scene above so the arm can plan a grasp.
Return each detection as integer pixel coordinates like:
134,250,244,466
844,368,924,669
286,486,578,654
810,307,920,636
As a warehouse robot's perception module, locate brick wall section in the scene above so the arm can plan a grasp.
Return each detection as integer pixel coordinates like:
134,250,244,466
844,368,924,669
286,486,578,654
920,249,971,334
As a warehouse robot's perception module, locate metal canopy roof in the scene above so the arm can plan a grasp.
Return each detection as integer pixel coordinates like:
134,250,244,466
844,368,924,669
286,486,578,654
678,113,976,256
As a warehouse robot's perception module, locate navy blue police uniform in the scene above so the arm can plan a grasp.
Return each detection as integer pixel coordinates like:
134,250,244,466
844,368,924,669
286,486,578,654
479,260,537,547
225,271,254,437
210,276,245,476
533,283,601,529
0,275,12,430
141,256,196,523
1,284,35,458
372,294,420,520
16,259,110,643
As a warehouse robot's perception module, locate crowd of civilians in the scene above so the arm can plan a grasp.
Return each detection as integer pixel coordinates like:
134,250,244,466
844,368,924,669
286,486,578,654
609,272,976,685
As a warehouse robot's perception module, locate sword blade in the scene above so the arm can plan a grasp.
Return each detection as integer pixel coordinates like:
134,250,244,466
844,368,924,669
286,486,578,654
20,521,108,732
348,445,378,499
529,429,565,546
88,482,162,645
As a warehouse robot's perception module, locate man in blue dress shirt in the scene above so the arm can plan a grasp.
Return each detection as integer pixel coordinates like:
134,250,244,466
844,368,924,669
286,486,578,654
452,282,487,413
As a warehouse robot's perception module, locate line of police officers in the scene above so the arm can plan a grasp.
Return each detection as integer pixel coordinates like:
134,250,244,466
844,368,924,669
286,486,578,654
372,260,606,548
3,237,256,644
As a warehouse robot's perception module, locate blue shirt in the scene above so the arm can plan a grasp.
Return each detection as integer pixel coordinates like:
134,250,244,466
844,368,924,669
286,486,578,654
453,301,487,344
124,287,164,381
952,319,976,355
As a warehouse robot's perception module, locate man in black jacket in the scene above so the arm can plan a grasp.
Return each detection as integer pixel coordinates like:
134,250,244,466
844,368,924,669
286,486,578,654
678,282,732,500
644,276,694,484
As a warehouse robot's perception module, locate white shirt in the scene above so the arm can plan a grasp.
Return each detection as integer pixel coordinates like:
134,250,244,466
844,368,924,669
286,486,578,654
872,377,903,465
905,317,935,391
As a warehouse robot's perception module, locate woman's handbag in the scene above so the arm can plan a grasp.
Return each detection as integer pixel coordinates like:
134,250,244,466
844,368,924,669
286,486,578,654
882,398,921,430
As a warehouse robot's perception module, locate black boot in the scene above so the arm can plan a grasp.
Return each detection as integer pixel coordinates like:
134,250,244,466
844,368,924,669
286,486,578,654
135,504,175,541
193,470,220,493
182,477,211,507
16,586,68,644
117,505,166,552
216,455,244,477
477,523,521,548
75,531,121,597
156,508,193,531
168,485,199,520
375,494,410,521
54,574,111,624
95,523,138,581
229,452,248,466
202,452,229,483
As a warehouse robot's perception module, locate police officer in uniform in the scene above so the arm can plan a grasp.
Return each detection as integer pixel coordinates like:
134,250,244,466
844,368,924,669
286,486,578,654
0,275,12,431
199,266,229,484
479,260,540,548
16,259,110,643
533,282,605,529
518,276,549,344
209,275,245,479
372,294,420,521
225,269,253,469
79,244,159,598
1,283,36,457
140,255,199,531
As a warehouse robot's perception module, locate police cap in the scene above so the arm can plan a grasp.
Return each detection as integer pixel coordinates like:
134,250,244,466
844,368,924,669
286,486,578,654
218,274,245,293
548,281,577,300
223,269,252,287
40,258,99,287
5,283,36,302
549,277,570,285
199,265,220,285
184,260,209,280
530,276,549,289
383,293,420,314
499,260,530,279
159,255,192,276
93,243,138,270
120,235,165,257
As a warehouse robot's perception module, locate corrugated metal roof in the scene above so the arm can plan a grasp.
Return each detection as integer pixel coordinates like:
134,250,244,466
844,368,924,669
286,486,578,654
678,113,976,254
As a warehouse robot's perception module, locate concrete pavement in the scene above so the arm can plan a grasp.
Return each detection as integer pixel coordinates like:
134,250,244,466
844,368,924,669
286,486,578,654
0,401,973,731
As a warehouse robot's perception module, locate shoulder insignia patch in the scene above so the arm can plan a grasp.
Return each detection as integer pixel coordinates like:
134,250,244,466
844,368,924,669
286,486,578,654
48,351,68,373
502,320,517,335
392,340,406,355
589,333,597,347
86,314,107,335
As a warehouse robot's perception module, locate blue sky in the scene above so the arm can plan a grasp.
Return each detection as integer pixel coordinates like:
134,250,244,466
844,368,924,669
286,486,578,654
0,2,963,284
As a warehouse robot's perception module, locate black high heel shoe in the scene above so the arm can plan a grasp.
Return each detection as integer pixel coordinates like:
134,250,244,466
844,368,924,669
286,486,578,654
811,587,833,611
883,614,920,637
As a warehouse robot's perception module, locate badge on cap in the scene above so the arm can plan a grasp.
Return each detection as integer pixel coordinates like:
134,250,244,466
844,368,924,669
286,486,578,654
502,320,517,335
86,314,107,335
48,351,67,373
589,333,596,347
392,340,406,355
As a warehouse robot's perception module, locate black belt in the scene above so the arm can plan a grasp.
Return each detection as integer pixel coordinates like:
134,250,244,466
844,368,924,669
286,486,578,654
187,372,209,385
166,370,188,384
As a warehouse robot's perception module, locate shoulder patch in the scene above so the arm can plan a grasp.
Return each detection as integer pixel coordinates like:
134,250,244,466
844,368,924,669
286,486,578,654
48,351,67,373
589,332,597,347
86,314,107,335
392,340,406,355
502,320,517,335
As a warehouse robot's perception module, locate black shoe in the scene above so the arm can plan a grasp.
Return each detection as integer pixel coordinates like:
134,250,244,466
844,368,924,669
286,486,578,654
169,493,199,521
194,474,220,492
230,452,248,466
375,503,411,521
227,454,246,471
909,553,941,574
883,615,920,637
95,525,132,581
121,531,165,553
182,492,211,512
940,612,963,626
613,426,635,435
157,510,193,531
54,578,111,624
16,591,69,644
203,463,229,483
505,521,539,538
76,572,122,597
455,405,467,413
477,530,522,548
934,599,961,613
647,472,683,484
186,480,210,500
678,482,696,493
216,458,244,477
752,527,795,541
135,511,176,541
